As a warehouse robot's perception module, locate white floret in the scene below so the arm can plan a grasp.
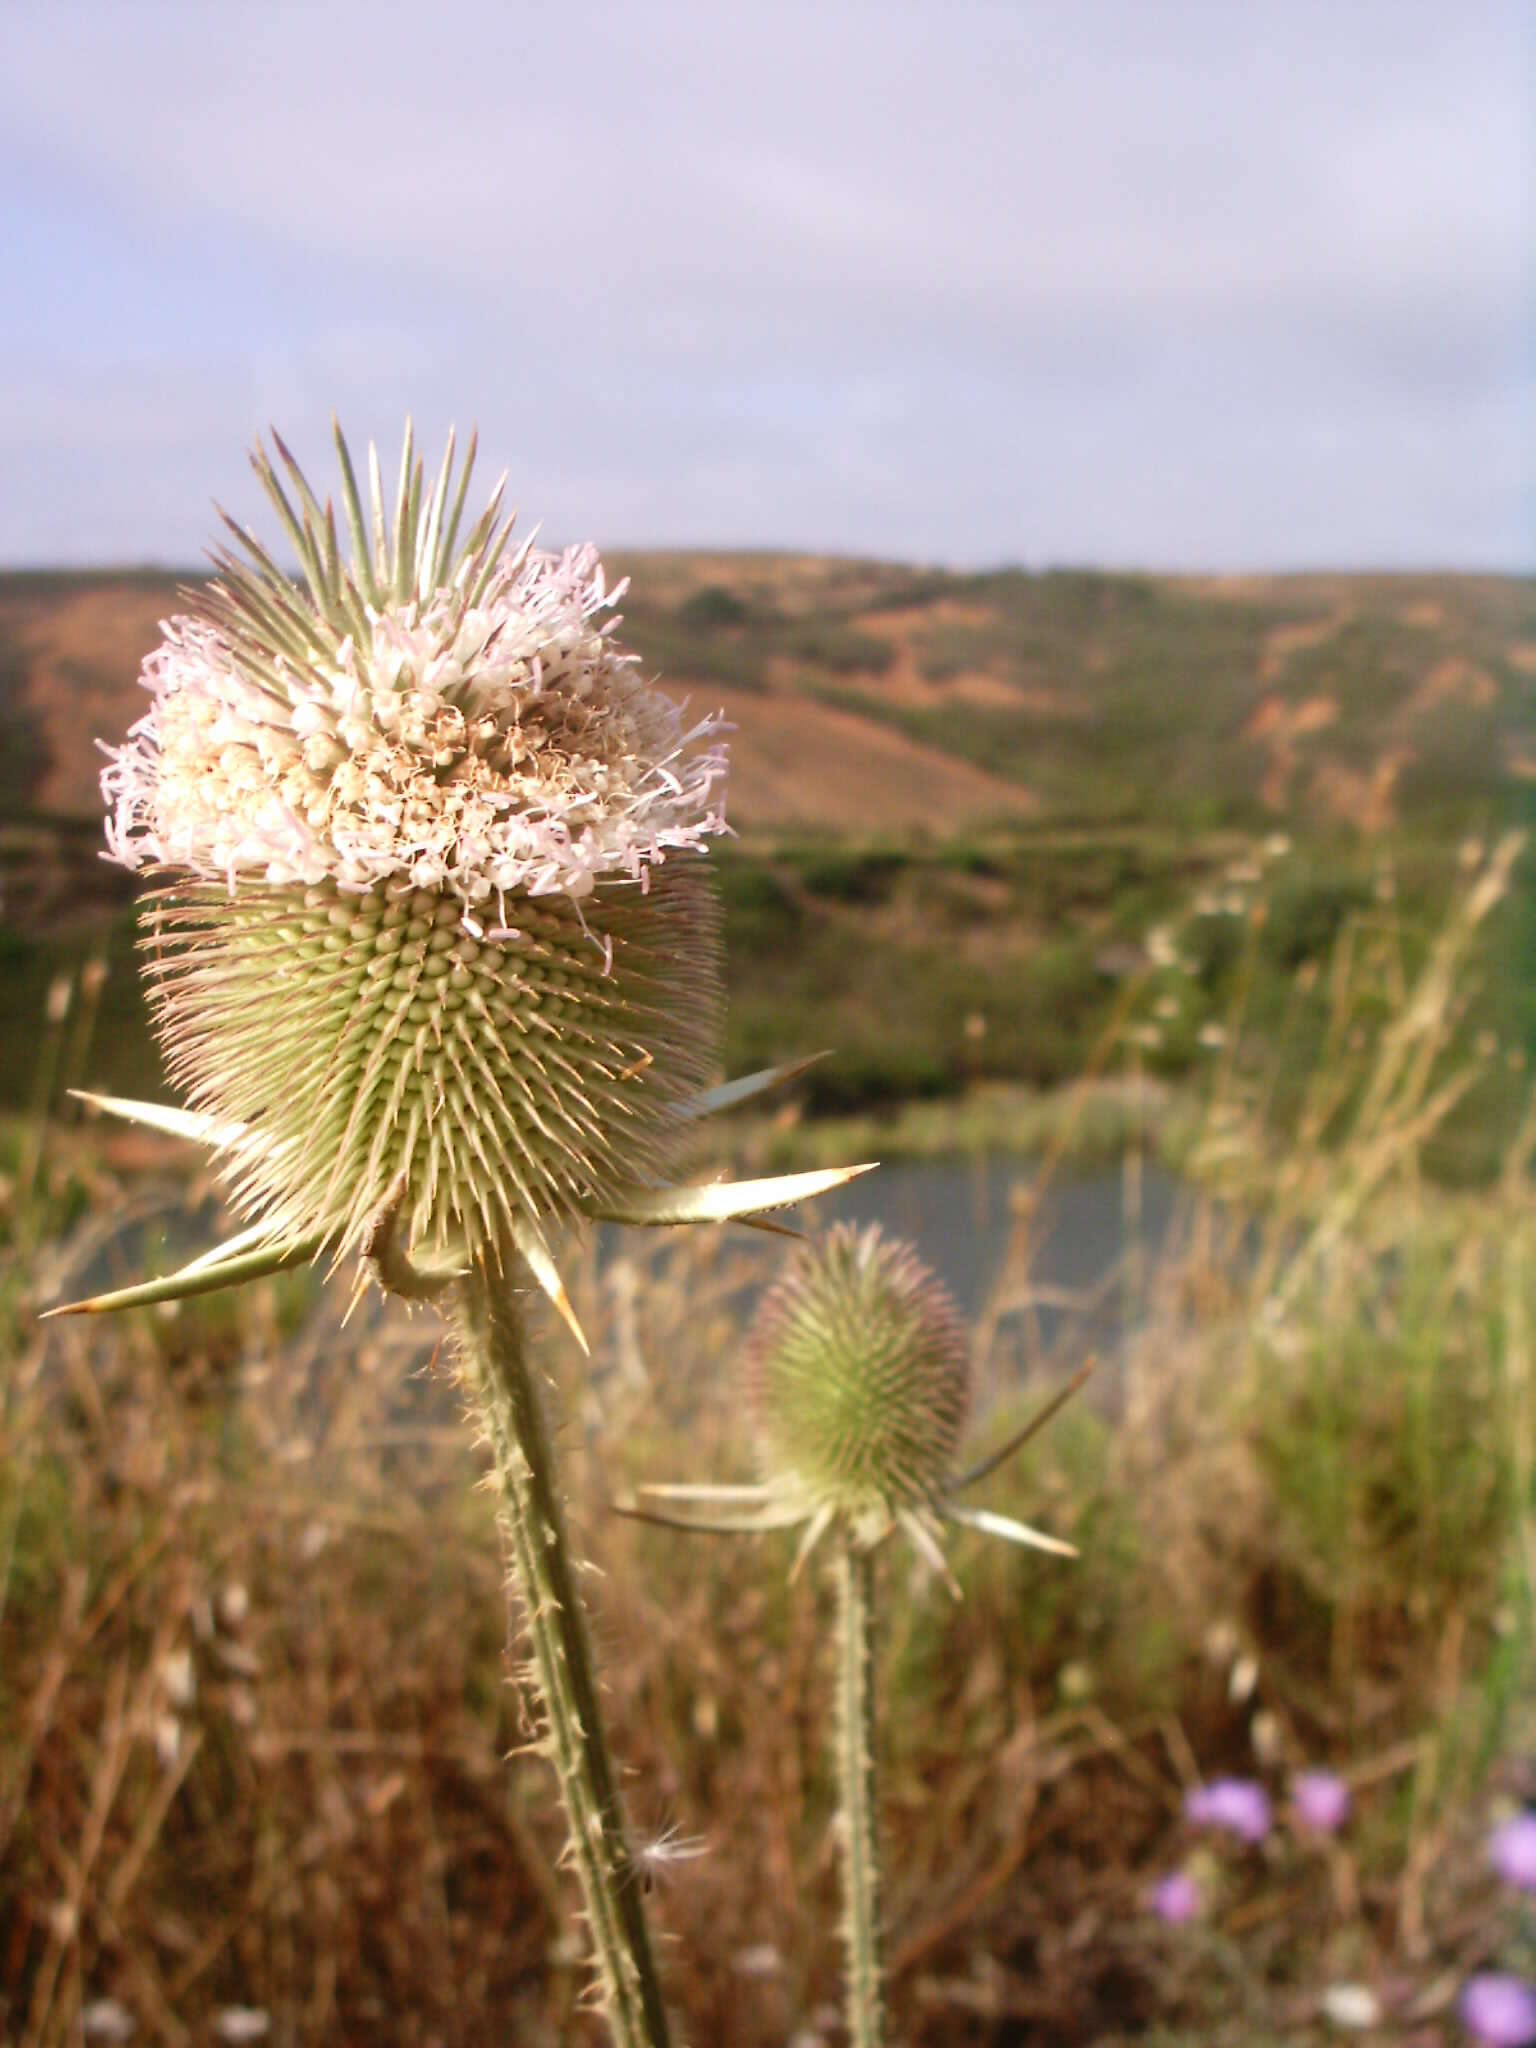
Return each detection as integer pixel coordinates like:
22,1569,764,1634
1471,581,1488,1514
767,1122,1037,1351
102,540,728,908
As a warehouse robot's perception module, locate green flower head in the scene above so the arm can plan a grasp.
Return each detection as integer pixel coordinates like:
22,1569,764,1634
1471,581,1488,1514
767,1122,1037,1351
748,1223,971,1537
635,1224,1083,1585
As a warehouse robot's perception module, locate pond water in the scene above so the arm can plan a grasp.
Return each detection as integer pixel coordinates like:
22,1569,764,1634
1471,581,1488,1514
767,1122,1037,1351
812,1154,1180,1311
52,1154,1186,1328
44,1151,1195,1445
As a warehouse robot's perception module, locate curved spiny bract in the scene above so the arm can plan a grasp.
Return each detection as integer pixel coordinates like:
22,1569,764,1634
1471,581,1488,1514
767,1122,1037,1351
144,861,721,1260
747,1223,971,1539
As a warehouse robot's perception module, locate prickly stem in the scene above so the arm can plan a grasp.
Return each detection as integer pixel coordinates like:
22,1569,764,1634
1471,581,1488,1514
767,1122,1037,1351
833,1540,887,2048
454,1240,672,2048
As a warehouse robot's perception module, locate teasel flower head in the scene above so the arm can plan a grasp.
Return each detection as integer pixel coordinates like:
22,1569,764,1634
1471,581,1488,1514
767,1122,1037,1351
102,423,728,907
631,1224,1086,1585
749,1223,970,1542
55,424,874,1334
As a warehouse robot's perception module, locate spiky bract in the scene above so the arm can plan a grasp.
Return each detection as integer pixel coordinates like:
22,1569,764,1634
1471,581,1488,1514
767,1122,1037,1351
146,864,720,1256
747,1224,971,1536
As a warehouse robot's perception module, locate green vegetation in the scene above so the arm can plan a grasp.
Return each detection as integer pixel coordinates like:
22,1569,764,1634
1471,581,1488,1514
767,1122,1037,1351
715,828,1533,1172
4,825,1530,1188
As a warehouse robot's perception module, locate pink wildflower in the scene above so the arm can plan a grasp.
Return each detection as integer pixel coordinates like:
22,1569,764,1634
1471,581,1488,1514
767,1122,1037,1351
1290,1769,1351,1833
1184,1776,1272,1844
1489,1813,1536,1893
1459,1975,1536,2048
1149,1871,1202,1923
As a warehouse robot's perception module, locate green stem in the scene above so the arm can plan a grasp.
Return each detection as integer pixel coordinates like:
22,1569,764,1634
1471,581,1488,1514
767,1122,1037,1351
455,1241,671,2048
833,1540,887,2048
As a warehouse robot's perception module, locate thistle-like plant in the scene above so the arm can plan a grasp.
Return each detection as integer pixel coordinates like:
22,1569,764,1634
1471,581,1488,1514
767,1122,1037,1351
630,1224,1086,2046
49,421,873,2048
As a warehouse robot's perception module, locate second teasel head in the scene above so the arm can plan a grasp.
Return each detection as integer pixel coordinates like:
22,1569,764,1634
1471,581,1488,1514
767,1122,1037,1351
747,1223,972,1547
634,1222,1082,1583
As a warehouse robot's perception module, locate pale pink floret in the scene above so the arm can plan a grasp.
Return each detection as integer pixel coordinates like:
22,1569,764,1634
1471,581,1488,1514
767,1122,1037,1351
102,538,728,911
1460,1975,1536,2047
1184,1777,1272,1843
1489,1813,1536,1893
1290,1769,1351,1833
1148,1871,1202,1923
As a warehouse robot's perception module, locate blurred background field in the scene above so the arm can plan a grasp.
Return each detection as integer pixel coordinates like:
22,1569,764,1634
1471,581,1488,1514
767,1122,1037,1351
2,563,1534,2042
3,562,1533,1158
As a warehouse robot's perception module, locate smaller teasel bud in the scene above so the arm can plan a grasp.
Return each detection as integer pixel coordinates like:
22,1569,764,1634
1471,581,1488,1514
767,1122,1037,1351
632,1224,1085,1585
629,1226,1088,2048
747,1223,970,1549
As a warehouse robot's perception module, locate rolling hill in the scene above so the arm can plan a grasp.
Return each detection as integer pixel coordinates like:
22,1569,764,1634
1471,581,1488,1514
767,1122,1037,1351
1,560,1530,1152
1,559,1530,856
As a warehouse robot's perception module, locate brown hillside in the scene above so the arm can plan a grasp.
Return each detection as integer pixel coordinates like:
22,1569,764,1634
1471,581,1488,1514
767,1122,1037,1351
4,581,173,815
1,560,1530,844
696,681,1034,831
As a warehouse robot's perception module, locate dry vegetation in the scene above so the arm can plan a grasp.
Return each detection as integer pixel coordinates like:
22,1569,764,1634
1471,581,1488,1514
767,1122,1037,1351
1,557,1531,2040
2,844,1532,2044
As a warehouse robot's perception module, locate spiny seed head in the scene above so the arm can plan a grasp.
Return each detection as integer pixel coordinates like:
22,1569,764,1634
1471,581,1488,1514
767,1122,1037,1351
102,422,727,1257
746,1224,971,1534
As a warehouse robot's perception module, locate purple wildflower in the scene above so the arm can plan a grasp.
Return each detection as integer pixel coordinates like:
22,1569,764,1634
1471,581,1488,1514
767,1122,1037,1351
1489,1813,1536,1893
1291,1769,1351,1833
1149,1871,1202,1923
1184,1776,1273,1844
1459,1974,1536,2048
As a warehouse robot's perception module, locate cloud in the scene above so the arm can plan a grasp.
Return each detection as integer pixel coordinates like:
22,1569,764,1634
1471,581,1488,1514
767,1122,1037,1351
1,0,1529,567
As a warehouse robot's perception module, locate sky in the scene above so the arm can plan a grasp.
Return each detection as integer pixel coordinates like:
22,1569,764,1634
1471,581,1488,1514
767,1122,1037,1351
1,1,1531,572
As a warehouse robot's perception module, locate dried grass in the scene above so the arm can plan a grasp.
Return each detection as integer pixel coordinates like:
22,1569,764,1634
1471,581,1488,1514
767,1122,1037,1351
1,840,1531,2044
